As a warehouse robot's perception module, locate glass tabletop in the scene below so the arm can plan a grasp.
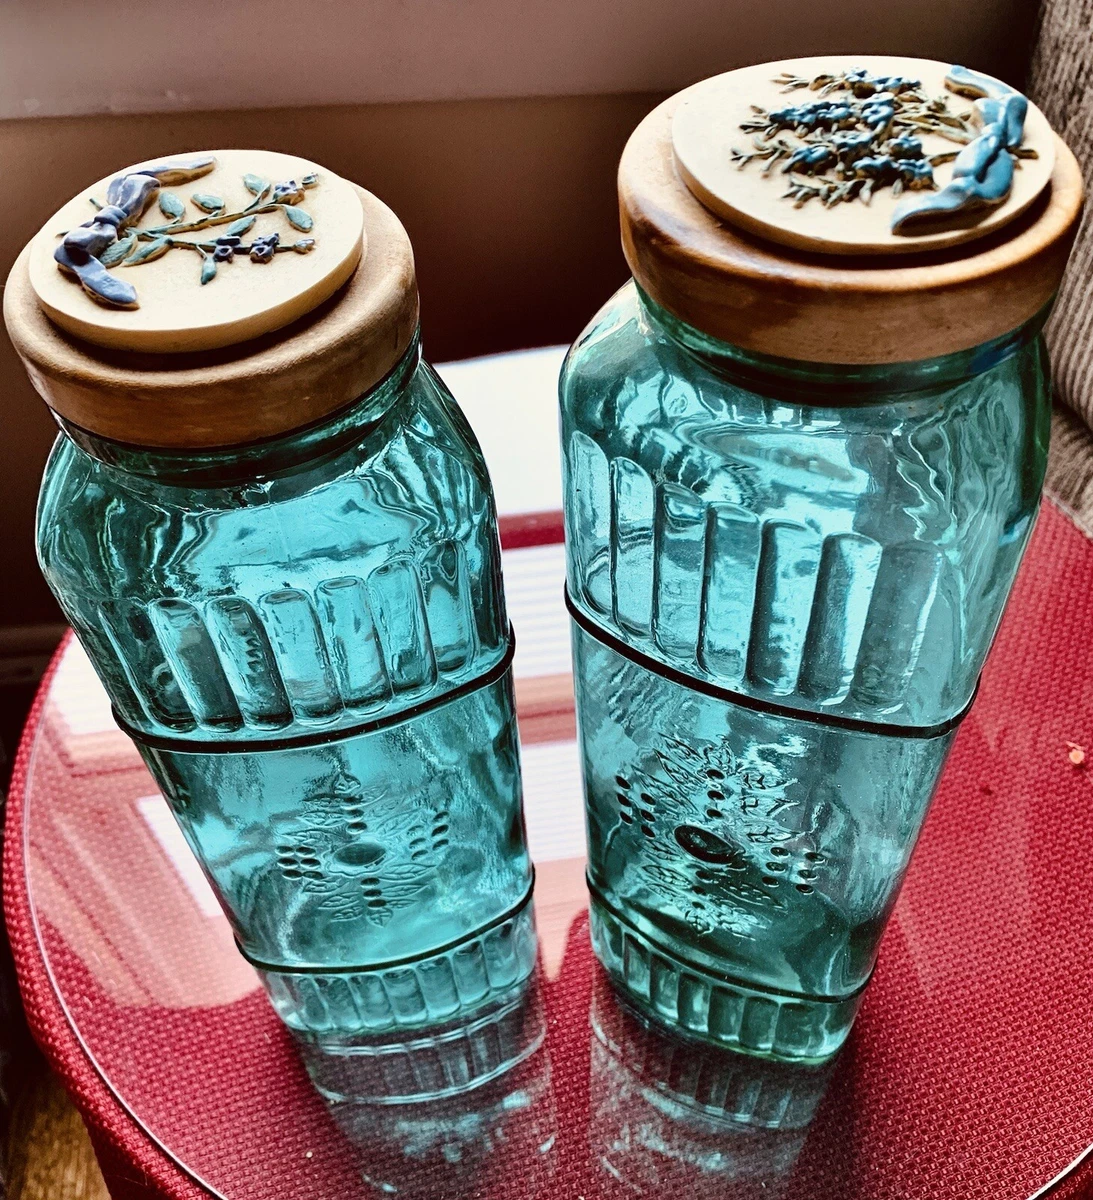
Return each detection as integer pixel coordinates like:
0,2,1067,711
16,350,1093,1200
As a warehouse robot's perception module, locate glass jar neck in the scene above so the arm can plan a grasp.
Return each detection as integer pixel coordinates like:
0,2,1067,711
59,333,422,486
635,285,1049,402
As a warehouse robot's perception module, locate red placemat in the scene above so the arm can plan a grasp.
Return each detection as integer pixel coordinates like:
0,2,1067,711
7,499,1093,1199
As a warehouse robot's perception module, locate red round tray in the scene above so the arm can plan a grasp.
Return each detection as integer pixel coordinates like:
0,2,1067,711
7,498,1093,1200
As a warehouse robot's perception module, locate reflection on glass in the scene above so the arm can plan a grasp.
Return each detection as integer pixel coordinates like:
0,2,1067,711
562,282,1050,1059
589,971,835,1197
324,969,556,1198
36,343,535,1048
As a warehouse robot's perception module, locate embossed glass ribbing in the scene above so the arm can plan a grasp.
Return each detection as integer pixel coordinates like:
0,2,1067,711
37,343,534,1047
561,283,1050,1061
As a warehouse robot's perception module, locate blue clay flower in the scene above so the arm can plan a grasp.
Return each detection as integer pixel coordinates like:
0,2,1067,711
889,135,925,160
271,180,305,205
212,235,241,262
249,232,281,263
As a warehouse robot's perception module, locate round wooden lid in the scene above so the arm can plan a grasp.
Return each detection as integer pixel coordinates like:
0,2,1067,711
620,58,1084,364
4,153,419,448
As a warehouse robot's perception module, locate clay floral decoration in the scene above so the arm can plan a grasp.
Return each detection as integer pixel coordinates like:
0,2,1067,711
54,155,319,309
730,66,1035,234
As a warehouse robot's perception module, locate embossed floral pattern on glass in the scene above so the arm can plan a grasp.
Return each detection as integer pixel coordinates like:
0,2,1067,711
561,282,1050,1061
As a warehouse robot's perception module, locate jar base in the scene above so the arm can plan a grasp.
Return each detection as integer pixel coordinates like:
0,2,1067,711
589,895,859,1064
256,893,537,1061
298,967,545,1104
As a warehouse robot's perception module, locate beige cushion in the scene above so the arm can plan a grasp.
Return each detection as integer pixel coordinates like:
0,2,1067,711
1030,0,1093,429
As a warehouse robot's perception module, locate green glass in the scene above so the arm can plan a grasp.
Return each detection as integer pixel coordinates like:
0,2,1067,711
589,974,834,1197
561,281,1050,1061
325,971,556,1198
37,338,535,1059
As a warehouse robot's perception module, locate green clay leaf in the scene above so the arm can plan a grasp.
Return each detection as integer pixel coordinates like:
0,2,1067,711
281,204,313,232
243,174,269,196
158,191,186,220
225,215,256,237
123,235,172,266
200,255,217,285
191,193,224,213
99,234,136,267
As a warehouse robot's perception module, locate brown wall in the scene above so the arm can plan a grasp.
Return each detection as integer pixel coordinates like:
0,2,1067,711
0,93,663,626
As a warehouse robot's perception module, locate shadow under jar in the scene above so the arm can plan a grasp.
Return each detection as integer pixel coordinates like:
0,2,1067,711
5,151,535,1071
560,58,1083,1063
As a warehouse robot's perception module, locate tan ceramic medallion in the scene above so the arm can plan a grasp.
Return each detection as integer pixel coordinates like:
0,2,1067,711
28,149,365,352
671,55,1056,256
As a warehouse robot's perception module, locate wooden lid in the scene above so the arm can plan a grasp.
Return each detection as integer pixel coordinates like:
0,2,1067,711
620,59,1085,364
4,152,418,448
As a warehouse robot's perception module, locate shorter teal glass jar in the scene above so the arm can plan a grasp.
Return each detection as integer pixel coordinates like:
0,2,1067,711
561,62,1082,1062
5,151,535,1068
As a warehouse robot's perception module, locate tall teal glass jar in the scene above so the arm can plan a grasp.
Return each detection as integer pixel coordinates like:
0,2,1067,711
6,151,535,1066
561,59,1082,1062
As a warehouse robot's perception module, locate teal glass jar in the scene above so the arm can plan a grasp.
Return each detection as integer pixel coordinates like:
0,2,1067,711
6,152,535,1062
561,63,1081,1062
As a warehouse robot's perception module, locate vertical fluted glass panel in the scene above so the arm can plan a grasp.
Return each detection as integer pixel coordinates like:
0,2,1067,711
561,282,1051,1060
37,340,533,1053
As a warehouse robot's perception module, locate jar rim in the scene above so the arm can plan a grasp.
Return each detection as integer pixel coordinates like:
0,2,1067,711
634,283,1050,401
55,335,421,486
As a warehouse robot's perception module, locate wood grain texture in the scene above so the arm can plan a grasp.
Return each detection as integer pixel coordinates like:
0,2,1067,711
620,92,1084,364
4,185,418,448
6,1063,108,1200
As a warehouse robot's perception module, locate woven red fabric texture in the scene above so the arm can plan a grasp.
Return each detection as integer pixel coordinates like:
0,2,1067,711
3,637,207,1200
7,499,1093,1199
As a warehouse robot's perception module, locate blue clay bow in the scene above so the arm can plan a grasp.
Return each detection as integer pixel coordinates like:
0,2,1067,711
891,67,1028,235
54,156,216,309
